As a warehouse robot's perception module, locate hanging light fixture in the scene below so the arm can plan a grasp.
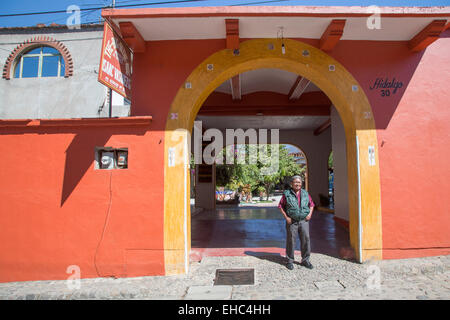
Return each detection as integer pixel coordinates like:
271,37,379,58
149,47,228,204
278,27,286,54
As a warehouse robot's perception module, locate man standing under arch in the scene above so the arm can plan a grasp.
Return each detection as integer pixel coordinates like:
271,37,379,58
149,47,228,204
278,175,315,270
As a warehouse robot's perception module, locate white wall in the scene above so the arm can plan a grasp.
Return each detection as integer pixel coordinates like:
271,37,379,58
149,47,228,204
194,163,216,210
279,129,331,205
0,25,130,119
192,120,216,209
331,106,350,221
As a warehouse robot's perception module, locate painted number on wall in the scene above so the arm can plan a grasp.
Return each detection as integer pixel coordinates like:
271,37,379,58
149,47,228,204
380,90,390,97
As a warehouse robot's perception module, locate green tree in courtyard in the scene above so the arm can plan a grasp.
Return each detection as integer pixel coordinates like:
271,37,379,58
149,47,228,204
216,144,305,200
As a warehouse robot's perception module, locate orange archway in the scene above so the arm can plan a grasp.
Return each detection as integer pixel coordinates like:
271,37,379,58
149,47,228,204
163,38,382,275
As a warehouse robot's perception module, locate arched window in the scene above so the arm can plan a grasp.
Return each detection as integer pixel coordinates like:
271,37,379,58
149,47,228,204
2,37,73,80
13,46,65,78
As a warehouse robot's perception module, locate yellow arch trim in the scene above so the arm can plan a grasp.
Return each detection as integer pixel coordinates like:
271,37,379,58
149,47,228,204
163,39,382,274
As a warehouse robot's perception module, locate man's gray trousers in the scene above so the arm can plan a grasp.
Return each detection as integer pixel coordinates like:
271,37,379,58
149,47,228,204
286,220,311,264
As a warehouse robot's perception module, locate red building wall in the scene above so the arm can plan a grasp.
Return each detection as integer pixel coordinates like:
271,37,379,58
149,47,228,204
0,124,165,282
375,30,450,258
330,31,450,258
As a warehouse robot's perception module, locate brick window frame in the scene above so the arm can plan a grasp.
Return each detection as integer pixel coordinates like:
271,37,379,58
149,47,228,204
2,36,73,80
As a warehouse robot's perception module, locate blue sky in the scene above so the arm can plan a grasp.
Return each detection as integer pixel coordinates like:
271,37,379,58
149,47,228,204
1,0,449,27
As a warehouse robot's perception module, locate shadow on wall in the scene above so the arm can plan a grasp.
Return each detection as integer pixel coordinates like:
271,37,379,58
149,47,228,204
61,131,111,206
0,124,148,207
60,127,149,207
328,39,429,130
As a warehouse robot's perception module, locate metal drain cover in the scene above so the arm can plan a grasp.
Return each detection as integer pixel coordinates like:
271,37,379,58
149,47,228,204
214,268,254,286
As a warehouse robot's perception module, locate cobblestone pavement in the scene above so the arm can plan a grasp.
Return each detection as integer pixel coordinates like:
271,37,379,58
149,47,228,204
0,254,449,300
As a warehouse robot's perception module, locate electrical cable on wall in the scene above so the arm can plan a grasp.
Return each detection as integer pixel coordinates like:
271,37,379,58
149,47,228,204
94,170,113,277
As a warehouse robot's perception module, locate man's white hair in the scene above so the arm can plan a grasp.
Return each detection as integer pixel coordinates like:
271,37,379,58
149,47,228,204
290,175,302,183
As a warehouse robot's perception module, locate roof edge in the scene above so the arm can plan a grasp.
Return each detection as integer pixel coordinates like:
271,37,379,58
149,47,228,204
102,5,450,19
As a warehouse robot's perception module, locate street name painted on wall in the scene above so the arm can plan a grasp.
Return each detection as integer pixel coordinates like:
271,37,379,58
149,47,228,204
369,77,403,97
98,22,132,100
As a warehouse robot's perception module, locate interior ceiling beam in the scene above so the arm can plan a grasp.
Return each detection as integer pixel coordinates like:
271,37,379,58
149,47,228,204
230,75,241,100
200,92,330,116
225,19,241,100
314,118,331,136
408,20,447,52
289,76,311,100
198,105,330,116
319,19,346,52
118,21,146,53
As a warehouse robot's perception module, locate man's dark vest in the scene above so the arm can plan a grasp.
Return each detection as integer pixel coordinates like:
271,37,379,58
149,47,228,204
283,188,310,222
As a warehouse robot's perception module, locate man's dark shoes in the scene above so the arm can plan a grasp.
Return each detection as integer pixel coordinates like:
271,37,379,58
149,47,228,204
301,260,313,269
286,263,294,270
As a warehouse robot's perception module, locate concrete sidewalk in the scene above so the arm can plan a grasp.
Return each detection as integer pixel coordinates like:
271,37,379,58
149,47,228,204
0,253,448,300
